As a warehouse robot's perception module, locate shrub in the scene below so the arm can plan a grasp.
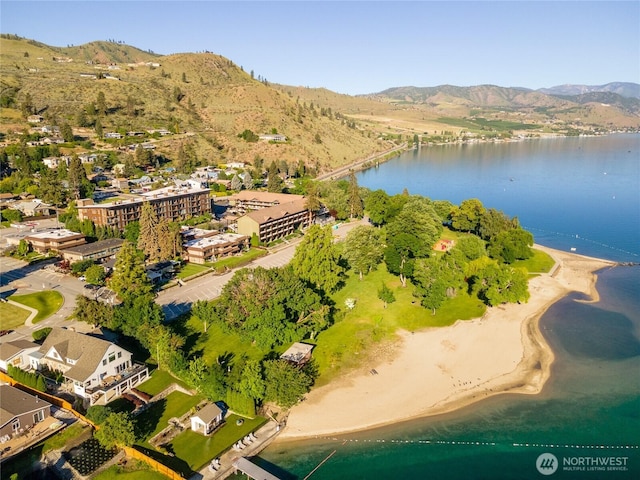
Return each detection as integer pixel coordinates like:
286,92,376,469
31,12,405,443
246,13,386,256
7,365,47,392
32,327,52,342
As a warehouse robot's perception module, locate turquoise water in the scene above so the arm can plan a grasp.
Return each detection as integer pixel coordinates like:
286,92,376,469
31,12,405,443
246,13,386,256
261,135,640,479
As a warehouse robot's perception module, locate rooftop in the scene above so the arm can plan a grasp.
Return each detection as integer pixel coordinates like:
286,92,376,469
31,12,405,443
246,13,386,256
25,229,84,240
185,233,248,249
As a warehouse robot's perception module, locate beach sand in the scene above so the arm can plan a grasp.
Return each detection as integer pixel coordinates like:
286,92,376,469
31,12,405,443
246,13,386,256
278,245,615,440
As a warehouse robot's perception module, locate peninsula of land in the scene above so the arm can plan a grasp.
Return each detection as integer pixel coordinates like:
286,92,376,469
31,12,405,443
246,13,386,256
278,245,615,440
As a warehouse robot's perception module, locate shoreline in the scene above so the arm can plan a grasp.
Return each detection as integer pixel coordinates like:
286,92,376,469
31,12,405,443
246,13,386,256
276,245,615,441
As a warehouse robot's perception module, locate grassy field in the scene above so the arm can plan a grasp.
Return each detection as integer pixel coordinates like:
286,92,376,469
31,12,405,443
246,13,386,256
176,263,210,280
170,414,267,471
7,290,64,323
206,248,268,272
136,391,203,448
0,301,31,329
312,265,486,386
513,248,556,274
136,369,190,396
93,465,168,480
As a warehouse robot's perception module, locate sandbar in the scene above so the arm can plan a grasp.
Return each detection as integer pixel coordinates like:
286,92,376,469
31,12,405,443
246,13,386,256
278,245,615,440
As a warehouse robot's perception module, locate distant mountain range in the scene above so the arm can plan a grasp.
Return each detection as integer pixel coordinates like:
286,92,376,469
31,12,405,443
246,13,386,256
537,82,640,99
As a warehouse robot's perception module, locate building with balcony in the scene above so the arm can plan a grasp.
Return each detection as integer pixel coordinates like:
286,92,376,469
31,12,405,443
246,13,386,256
184,233,249,264
236,197,309,244
77,185,211,230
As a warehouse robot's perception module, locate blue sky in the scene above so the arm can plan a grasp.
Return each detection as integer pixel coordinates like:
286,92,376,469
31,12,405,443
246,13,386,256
2,1,639,95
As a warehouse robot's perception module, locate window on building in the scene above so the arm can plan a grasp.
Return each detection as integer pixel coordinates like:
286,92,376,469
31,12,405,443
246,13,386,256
12,419,20,432
33,410,44,423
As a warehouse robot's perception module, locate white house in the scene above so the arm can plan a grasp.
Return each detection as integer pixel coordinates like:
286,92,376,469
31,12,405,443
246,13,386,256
0,340,41,372
35,328,149,406
190,403,224,435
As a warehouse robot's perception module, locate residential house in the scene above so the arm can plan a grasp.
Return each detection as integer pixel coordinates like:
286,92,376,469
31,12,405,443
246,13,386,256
36,328,149,406
0,340,41,372
190,403,223,435
42,156,71,169
111,178,129,190
11,200,53,217
0,385,52,440
104,132,123,140
27,115,44,124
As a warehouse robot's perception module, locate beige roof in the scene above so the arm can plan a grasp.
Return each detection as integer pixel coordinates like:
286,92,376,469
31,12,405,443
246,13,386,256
230,190,304,204
0,385,51,428
245,198,307,225
0,340,40,361
280,342,314,363
193,403,223,424
39,328,113,382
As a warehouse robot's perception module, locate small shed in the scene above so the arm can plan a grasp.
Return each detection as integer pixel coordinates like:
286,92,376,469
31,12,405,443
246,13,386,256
190,403,223,435
280,342,314,366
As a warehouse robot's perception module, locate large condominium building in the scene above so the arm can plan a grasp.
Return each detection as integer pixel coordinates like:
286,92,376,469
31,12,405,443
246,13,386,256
236,197,310,244
77,185,211,230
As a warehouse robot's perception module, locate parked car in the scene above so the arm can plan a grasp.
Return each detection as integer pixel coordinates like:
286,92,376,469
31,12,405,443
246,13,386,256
0,330,13,337
78,276,86,282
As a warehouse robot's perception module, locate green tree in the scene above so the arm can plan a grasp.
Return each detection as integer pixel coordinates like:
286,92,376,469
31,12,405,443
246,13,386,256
73,296,114,326
16,239,30,256
124,221,140,243
470,262,530,306
85,264,107,285
20,92,34,117
137,202,160,261
109,241,152,301
2,208,23,223
97,91,107,116
67,155,91,200
263,360,314,408
94,117,103,138
488,228,534,263
347,172,363,219
39,168,66,206
451,198,486,234
364,189,391,226
479,208,519,241
238,360,266,402
60,123,74,142
242,171,253,190
291,225,345,294
94,412,136,449
267,161,284,192
304,181,321,225
343,225,384,279
452,235,487,262
384,197,442,286
377,283,396,308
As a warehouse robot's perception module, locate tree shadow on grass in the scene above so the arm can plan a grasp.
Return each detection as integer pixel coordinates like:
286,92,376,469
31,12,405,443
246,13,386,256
134,398,167,441
133,444,194,478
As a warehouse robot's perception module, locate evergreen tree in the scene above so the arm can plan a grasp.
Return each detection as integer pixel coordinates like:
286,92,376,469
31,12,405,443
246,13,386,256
138,202,160,261
97,91,107,116
94,117,103,138
291,225,345,294
231,174,242,191
267,161,284,192
109,241,153,301
61,123,74,142
348,172,363,218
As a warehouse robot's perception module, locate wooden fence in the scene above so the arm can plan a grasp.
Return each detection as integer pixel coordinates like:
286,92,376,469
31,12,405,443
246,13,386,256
123,446,185,479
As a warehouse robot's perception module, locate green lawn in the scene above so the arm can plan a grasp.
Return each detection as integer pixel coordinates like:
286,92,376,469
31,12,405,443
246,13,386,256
513,248,556,274
0,301,30,329
92,464,168,480
8,290,64,323
136,369,190,397
170,414,267,471
186,317,270,367
135,391,203,447
313,265,485,385
176,263,210,280
206,248,267,272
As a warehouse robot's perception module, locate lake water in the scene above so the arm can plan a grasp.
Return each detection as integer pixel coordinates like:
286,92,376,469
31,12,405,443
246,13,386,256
261,134,640,479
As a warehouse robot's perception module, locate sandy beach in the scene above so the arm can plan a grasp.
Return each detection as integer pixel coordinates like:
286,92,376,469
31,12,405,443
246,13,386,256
279,245,615,440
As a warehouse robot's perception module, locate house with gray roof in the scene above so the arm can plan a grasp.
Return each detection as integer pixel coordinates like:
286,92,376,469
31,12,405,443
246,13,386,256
36,328,148,407
0,340,41,372
0,385,52,440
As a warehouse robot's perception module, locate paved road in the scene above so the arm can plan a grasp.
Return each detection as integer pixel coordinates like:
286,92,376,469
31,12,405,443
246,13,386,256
0,220,368,338
0,255,92,342
158,220,366,320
